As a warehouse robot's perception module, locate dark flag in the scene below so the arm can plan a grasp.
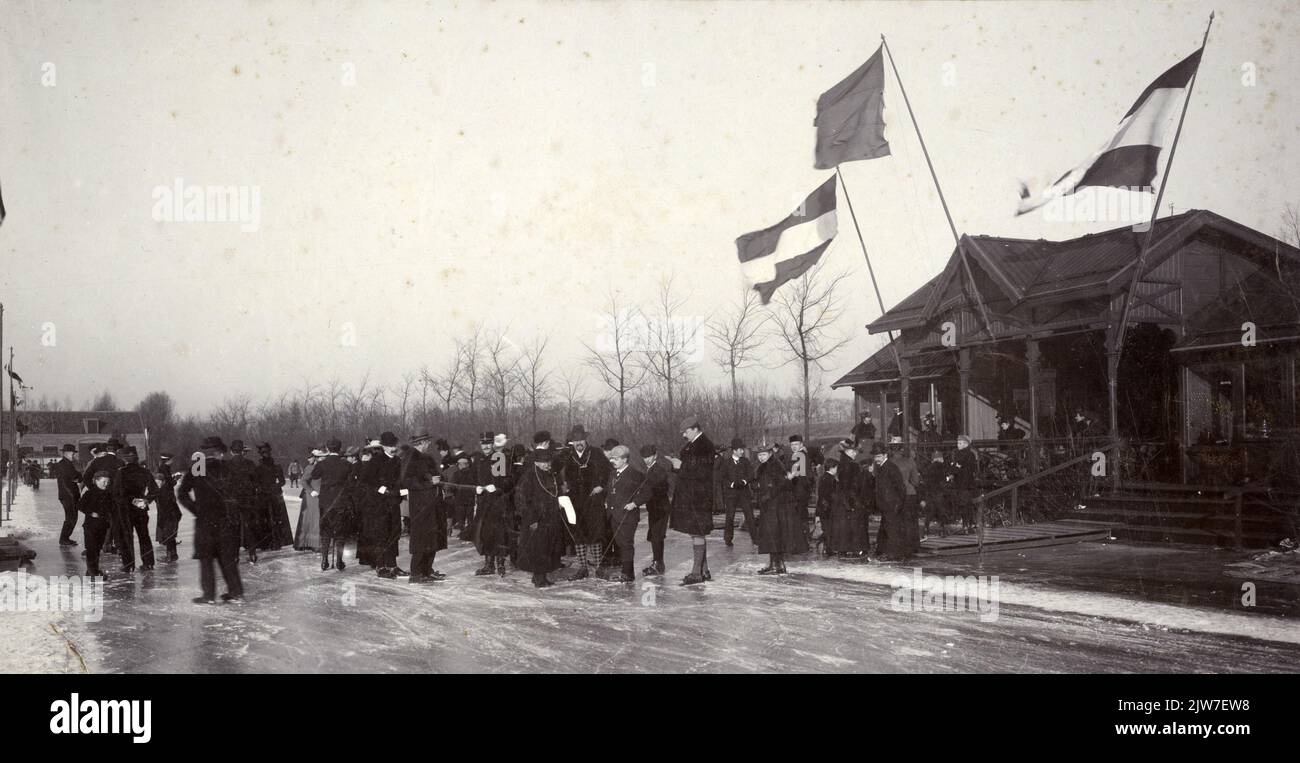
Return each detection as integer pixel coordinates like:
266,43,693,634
814,45,890,169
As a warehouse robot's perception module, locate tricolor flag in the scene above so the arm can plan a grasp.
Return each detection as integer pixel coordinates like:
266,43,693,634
1017,47,1203,215
737,175,837,304
814,45,890,169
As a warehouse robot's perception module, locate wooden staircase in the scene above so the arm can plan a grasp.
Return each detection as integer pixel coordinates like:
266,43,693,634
1068,482,1298,548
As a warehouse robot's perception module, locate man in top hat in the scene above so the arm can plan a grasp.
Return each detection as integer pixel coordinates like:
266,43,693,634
668,415,716,585
153,452,184,562
557,424,611,579
950,435,979,531
787,434,823,535
715,437,754,547
402,432,447,582
363,432,407,579
52,443,81,547
224,440,264,564
471,431,521,576
114,445,158,572
600,445,646,582
177,436,245,603
639,443,673,576
310,438,353,571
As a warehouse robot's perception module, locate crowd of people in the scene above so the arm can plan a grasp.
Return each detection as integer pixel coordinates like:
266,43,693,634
39,415,993,605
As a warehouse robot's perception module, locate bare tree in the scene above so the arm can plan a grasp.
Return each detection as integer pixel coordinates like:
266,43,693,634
519,333,554,434
769,260,852,439
643,273,703,425
558,367,587,430
393,371,418,432
482,326,521,430
582,290,649,426
707,287,769,432
456,322,484,422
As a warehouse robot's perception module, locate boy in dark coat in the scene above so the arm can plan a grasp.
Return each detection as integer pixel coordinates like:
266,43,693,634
78,471,115,578
153,453,183,562
640,444,673,576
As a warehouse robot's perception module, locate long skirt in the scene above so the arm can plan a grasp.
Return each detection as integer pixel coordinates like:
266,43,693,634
827,504,870,553
755,492,809,555
268,493,295,548
294,490,320,550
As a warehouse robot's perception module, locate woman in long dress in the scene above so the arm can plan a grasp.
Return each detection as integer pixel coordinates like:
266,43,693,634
294,452,321,550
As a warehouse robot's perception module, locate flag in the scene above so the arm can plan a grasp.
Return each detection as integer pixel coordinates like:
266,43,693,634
6,368,21,385
737,175,838,304
814,45,890,169
1017,47,1203,215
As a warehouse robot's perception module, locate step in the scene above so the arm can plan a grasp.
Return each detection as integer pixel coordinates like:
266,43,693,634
1093,495,1234,505
1113,524,1282,547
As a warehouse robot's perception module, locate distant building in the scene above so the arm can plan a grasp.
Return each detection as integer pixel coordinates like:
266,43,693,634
0,410,149,466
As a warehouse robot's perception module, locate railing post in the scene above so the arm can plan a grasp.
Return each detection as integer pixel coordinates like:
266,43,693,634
1011,485,1019,525
976,495,984,560
1233,489,1243,550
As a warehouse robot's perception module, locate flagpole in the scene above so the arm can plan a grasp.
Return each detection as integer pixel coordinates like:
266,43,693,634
837,166,904,378
1113,11,1215,371
880,34,998,344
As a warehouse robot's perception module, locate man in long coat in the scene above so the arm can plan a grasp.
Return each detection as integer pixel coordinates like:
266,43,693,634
310,438,354,571
52,444,81,547
364,432,406,578
114,446,157,572
557,424,610,579
874,443,909,560
177,437,245,604
473,431,520,576
669,415,715,586
716,437,754,547
402,433,447,583
226,440,264,564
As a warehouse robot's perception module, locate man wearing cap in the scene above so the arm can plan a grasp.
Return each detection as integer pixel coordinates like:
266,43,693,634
668,415,716,585
78,470,116,578
114,445,158,572
402,433,447,582
716,437,754,547
557,424,611,579
225,440,264,564
639,443,673,576
600,445,646,582
82,441,126,556
471,431,519,576
177,437,245,603
154,453,183,562
311,438,354,571
950,435,979,532
52,444,81,547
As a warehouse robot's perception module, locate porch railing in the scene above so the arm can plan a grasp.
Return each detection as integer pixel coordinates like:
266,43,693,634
972,440,1122,557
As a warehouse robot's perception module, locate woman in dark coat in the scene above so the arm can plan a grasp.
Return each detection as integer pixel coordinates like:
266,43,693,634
515,447,565,587
827,443,871,556
354,447,379,567
751,444,808,574
255,444,293,550
669,417,716,586
325,448,364,561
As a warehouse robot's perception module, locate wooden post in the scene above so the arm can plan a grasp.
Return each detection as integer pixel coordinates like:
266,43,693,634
878,386,888,440
900,356,912,446
1026,338,1041,472
1106,322,1122,491
959,348,972,438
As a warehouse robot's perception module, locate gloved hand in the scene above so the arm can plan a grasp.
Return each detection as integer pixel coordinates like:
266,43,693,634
624,502,636,512
311,490,319,497
378,486,388,495
484,484,497,494
529,522,539,530
590,486,603,495
475,486,484,495
399,488,409,496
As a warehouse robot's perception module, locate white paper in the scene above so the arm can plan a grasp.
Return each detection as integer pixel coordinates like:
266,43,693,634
558,495,577,524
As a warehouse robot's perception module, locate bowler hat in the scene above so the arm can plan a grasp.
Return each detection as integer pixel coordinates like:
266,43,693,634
601,438,621,451
106,438,123,449
229,440,247,452
788,434,803,443
379,432,398,447
327,438,342,452
61,443,76,452
566,425,589,442
639,443,657,457
200,436,227,451
729,437,745,450
533,430,551,445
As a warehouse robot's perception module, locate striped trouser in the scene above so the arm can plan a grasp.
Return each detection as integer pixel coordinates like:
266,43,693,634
575,543,604,569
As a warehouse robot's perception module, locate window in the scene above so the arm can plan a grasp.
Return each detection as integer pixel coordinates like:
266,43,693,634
82,418,102,434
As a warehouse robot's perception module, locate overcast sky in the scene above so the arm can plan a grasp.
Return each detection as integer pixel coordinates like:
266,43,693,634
1,0,1295,416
